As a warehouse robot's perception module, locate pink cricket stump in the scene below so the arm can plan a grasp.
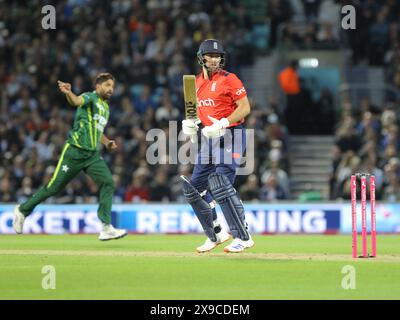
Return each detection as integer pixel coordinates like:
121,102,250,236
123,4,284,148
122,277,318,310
351,175,357,258
370,175,377,257
361,176,368,257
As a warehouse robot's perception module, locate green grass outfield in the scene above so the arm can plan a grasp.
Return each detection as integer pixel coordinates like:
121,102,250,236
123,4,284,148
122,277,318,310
0,234,399,300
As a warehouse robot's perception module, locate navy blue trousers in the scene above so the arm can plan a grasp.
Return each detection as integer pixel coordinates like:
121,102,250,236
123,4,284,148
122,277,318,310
190,125,246,207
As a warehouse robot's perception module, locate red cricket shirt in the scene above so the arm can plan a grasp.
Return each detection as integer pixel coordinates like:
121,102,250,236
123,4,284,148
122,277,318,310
196,70,247,127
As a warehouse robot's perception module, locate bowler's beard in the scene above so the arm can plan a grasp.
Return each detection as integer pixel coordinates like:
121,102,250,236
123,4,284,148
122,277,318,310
100,92,111,100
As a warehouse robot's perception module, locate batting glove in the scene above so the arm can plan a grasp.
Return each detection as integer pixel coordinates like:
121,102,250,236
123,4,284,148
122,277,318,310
182,119,199,143
201,116,230,139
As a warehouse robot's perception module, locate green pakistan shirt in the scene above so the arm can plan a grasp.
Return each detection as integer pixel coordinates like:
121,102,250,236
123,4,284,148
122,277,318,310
67,91,110,151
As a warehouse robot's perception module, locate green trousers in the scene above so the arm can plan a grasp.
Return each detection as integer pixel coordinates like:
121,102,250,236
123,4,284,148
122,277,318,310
20,142,115,224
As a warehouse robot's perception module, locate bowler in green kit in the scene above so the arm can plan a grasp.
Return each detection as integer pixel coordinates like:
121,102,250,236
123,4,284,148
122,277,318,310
13,73,127,241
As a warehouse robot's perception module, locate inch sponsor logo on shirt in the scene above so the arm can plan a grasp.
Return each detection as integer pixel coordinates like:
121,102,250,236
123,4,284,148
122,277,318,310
198,98,215,107
236,87,246,95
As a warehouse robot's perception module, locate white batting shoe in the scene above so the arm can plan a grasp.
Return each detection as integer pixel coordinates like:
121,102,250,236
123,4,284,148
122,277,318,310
99,224,127,241
13,205,25,234
217,229,231,244
224,236,255,253
196,229,231,253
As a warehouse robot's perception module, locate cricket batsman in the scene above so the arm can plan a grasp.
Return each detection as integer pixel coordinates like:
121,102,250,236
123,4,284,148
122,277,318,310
13,73,127,241
181,39,254,253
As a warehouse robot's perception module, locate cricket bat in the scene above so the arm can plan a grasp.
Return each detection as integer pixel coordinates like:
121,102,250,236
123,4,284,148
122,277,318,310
183,75,198,120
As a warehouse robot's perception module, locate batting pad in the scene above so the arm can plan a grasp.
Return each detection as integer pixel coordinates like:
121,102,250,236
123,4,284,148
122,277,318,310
181,175,217,242
208,173,250,241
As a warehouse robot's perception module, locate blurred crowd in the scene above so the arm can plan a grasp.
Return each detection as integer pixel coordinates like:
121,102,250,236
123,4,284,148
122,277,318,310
331,98,400,201
268,0,400,60
269,0,400,70
268,0,341,50
343,0,400,66
268,0,400,202
0,0,291,203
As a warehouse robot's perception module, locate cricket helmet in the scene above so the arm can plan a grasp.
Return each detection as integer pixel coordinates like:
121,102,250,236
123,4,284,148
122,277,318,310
197,39,226,68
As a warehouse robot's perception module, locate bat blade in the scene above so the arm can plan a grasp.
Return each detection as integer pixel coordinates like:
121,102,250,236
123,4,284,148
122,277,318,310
183,75,198,120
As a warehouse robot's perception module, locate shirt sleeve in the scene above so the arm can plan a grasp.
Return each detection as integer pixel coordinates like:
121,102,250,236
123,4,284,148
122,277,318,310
79,92,94,107
225,73,247,101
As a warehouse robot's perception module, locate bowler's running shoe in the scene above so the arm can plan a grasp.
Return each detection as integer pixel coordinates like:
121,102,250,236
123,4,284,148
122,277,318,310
196,229,231,253
13,205,25,234
224,236,254,253
99,224,127,241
